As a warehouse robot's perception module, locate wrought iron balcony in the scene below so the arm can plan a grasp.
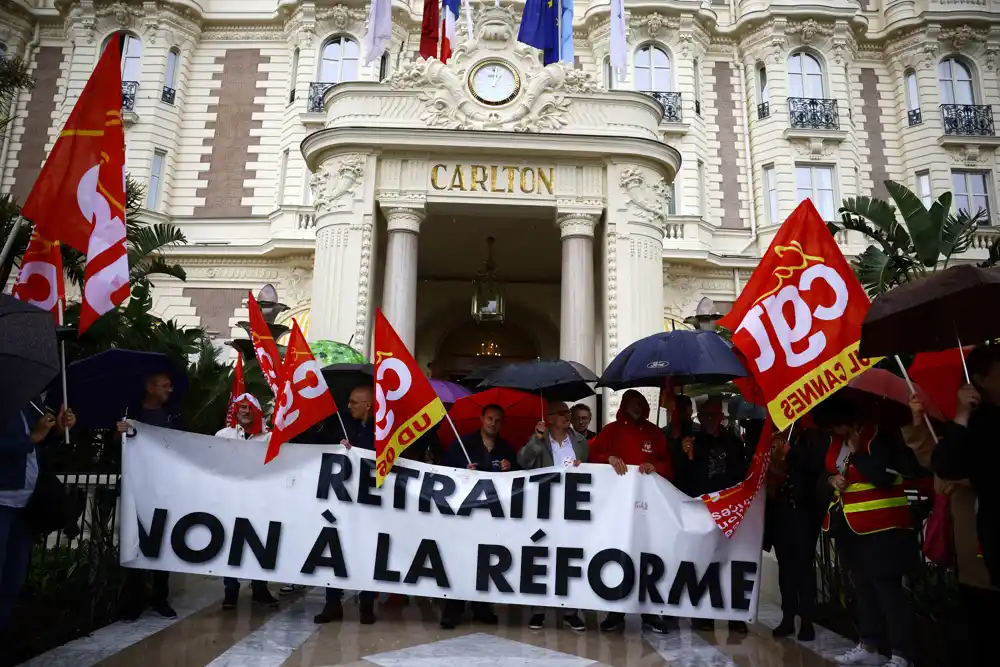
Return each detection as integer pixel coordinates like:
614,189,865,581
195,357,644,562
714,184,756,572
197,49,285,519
308,82,336,113
757,102,770,120
787,97,840,131
907,108,921,127
121,81,138,111
640,91,682,123
160,86,175,105
941,104,995,137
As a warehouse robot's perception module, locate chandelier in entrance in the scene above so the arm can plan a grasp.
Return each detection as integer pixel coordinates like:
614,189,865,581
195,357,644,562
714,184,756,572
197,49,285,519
471,236,506,323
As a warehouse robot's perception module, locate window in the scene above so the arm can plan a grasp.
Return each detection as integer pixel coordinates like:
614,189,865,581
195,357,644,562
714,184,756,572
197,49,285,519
290,48,300,103
121,34,142,81
763,165,779,223
603,56,614,90
319,36,359,83
697,159,706,216
952,170,991,220
758,65,768,101
693,58,701,116
634,45,671,92
379,52,390,82
905,70,921,126
162,48,179,104
787,51,824,98
278,149,289,205
916,171,932,208
795,165,836,220
147,150,167,210
666,182,677,215
939,57,975,105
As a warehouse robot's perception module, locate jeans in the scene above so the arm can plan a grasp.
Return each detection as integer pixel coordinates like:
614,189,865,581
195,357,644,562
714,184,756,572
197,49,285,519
0,506,33,632
847,549,915,659
442,599,492,619
325,588,376,603
223,578,268,595
771,503,821,617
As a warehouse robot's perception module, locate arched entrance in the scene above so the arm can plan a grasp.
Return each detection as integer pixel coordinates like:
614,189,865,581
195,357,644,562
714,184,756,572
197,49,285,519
430,320,539,381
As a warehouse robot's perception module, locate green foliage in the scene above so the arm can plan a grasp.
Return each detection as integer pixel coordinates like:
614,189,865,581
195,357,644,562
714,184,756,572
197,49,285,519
0,52,34,130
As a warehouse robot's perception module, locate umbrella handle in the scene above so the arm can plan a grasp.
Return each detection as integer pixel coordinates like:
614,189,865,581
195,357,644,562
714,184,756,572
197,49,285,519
894,355,939,444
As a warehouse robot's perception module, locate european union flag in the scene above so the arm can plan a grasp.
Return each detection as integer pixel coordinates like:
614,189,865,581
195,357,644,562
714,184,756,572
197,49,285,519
518,0,560,66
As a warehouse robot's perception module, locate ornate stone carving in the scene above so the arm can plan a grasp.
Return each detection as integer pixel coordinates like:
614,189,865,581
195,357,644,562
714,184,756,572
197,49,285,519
942,25,988,51
605,222,619,359
786,20,833,45
791,138,836,160
96,1,142,27
383,207,425,234
945,145,992,166
316,5,367,31
354,214,374,354
562,69,601,94
663,269,701,321
619,167,672,224
985,45,1000,71
285,265,313,307
628,13,679,39
310,154,367,213
557,212,600,239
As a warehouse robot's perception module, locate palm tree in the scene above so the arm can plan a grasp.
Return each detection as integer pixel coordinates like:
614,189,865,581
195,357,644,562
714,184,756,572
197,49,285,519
828,180,995,297
0,51,34,285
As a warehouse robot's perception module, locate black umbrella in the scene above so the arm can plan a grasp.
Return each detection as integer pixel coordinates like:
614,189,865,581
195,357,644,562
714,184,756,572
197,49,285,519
321,363,374,411
0,294,60,425
597,330,746,389
478,359,598,403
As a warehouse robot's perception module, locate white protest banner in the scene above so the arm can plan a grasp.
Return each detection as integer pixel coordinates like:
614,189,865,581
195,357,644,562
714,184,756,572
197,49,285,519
120,424,766,620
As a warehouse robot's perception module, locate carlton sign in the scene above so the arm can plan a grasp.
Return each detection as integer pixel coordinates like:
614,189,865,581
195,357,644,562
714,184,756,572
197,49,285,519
430,164,555,196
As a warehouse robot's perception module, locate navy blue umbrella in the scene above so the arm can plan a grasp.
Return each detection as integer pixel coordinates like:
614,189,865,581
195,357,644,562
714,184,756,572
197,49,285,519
598,330,746,390
53,349,187,428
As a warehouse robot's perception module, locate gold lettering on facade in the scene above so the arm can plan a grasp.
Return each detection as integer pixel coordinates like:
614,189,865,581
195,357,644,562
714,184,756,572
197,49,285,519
503,166,517,193
538,168,554,195
449,165,467,191
431,164,447,190
490,166,503,192
519,168,536,194
470,165,488,192
429,165,555,195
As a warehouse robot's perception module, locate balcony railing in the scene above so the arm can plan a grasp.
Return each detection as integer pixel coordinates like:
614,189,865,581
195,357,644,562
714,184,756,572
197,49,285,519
121,81,138,111
640,91,682,123
787,97,840,130
908,108,922,127
161,86,175,105
941,104,995,137
308,82,336,113
757,102,770,120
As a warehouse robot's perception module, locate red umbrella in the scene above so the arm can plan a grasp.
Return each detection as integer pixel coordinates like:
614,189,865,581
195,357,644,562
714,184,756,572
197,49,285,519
908,347,973,421
440,387,547,451
842,368,945,425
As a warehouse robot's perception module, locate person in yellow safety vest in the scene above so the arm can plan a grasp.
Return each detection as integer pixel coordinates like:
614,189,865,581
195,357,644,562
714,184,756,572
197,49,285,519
812,398,918,667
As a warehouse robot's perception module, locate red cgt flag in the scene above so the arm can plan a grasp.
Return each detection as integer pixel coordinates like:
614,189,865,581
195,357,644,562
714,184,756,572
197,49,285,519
12,230,65,322
225,353,246,428
701,416,775,537
20,33,129,333
374,309,447,487
718,200,882,430
247,291,285,399
266,321,336,463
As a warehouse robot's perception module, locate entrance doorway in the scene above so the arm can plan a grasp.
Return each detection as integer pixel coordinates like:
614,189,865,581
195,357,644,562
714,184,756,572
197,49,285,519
430,320,539,381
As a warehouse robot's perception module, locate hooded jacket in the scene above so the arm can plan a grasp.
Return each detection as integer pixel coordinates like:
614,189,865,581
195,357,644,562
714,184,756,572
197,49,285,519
589,390,673,480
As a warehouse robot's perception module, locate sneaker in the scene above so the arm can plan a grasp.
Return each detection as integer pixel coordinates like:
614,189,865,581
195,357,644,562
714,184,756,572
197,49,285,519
773,615,796,637
150,601,177,619
835,644,883,666
642,614,671,634
692,618,715,631
728,620,748,634
313,599,343,624
798,619,816,641
599,613,625,632
222,591,238,610
883,658,909,667
359,598,376,625
563,613,586,632
252,590,279,607
528,613,545,630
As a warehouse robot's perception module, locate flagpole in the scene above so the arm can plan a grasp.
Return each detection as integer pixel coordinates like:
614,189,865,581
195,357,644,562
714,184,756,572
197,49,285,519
59,299,70,445
443,412,472,465
0,216,24,271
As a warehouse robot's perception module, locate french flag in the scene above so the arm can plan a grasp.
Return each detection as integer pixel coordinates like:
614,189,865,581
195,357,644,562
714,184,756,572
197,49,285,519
441,0,460,63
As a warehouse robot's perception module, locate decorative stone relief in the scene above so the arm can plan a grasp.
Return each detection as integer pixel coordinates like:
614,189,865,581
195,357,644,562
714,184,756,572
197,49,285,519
605,222,619,359
354,214,374,354
791,138,836,160
96,1,142,27
786,20,833,45
663,270,701,322
310,154,367,214
316,5,367,32
628,13,679,39
557,212,600,239
984,45,1000,71
285,264,313,307
619,167,672,224
945,145,993,166
942,25,988,52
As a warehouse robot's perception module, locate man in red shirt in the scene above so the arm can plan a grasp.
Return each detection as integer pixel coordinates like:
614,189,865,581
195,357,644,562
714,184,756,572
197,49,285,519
588,389,673,634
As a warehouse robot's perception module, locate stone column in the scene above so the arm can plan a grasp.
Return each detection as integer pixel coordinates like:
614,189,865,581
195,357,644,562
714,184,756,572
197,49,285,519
310,214,373,350
557,212,600,374
381,206,425,351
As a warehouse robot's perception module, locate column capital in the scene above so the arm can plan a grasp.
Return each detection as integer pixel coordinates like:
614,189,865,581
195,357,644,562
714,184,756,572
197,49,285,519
382,205,426,234
556,211,600,240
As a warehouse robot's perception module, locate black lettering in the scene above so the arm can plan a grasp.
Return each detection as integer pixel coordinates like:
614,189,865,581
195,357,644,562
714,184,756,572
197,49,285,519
137,508,168,558
587,548,635,601
730,561,757,611
392,466,420,510
564,473,592,521
555,547,584,596
418,472,456,515
300,526,348,577
358,458,383,507
510,477,525,519
667,561,723,609
457,479,504,518
520,545,548,595
528,472,562,520
374,532,401,583
476,544,514,593
228,518,281,570
638,552,665,604
317,453,353,502
403,539,450,587
171,512,225,564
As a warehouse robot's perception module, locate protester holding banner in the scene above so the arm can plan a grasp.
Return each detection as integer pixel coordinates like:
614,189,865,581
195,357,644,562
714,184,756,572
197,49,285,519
441,404,516,472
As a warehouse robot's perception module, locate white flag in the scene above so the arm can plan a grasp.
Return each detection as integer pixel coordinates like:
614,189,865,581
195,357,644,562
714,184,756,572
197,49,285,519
362,0,393,66
610,0,627,83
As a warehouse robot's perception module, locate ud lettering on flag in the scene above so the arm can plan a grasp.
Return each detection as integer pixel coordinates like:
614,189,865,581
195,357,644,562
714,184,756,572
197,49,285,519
718,200,881,430
247,291,285,399
374,309,447,487
12,230,65,321
225,353,246,428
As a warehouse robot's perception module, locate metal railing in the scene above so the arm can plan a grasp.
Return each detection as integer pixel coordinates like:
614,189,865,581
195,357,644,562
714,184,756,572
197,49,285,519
308,81,336,113
160,86,175,105
908,108,922,127
757,101,770,120
941,104,995,136
121,81,138,111
640,91,682,123
787,97,840,130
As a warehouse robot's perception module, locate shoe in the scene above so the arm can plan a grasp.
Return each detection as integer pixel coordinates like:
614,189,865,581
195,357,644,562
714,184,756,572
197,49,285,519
664,616,680,630
440,614,460,629
150,601,177,619
472,608,498,625
279,584,302,595
692,618,715,631
563,613,586,632
883,658,909,667
313,599,343,624
728,620,748,634
642,614,671,634
359,598,376,625
528,613,545,630
222,591,238,610
252,590,279,607
773,615,796,638
798,619,815,641
599,613,625,632
835,644,884,665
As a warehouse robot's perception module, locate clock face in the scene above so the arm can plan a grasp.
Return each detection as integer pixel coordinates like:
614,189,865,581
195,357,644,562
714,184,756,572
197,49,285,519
469,61,520,106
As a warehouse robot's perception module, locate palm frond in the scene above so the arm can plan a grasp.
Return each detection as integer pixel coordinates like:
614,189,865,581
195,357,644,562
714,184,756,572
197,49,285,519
886,180,945,267
853,245,915,297
131,256,187,284
941,208,984,264
839,195,911,249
